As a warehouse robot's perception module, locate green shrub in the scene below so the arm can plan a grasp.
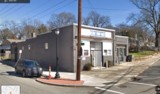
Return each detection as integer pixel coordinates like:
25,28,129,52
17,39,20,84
83,63,92,71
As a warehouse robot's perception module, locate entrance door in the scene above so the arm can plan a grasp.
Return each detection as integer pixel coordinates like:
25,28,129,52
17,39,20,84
90,42,102,67
117,47,125,62
94,51,102,66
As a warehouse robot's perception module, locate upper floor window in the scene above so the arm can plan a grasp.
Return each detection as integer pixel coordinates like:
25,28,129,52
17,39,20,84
45,43,48,50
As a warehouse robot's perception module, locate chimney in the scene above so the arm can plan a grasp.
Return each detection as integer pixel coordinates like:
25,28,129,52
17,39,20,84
31,32,36,38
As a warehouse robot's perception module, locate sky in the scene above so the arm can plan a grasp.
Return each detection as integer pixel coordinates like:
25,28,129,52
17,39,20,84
0,0,140,26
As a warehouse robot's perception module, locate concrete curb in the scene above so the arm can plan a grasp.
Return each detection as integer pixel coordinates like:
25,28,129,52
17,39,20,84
36,78,93,87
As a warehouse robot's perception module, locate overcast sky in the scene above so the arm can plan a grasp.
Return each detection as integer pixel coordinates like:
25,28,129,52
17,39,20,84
0,0,140,26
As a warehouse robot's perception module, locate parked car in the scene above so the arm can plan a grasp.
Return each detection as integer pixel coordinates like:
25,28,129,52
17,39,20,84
15,59,43,77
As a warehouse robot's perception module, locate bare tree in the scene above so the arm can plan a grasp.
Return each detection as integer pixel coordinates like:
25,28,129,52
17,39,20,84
116,23,130,36
16,25,25,39
48,12,76,30
32,19,48,35
83,17,90,25
37,24,48,34
20,19,47,39
21,19,37,38
130,0,160,49
1,21,19,37
0,28,14,41
0,19,48,40
116,23,151,52
83,11,111,28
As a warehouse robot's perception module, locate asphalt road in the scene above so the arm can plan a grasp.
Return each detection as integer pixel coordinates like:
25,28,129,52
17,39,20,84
0,63,95,94
94,59,160,94
0,62,124,94
86,59,160,94
0,60,160,94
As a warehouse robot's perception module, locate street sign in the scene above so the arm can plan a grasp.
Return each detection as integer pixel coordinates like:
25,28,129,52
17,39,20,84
0,0,30,3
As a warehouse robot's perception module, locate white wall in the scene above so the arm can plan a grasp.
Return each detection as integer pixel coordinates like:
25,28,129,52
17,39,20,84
103,42,112,56
81,40,90,57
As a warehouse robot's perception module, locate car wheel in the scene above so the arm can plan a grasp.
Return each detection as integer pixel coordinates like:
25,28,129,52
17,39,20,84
22,71,26,77
38,74,41,77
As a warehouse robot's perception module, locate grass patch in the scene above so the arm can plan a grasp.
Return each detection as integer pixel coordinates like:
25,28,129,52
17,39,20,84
129,51,157,60
0,56,11,60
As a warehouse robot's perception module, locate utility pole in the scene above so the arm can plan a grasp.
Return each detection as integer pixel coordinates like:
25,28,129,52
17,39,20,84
76,0,82,81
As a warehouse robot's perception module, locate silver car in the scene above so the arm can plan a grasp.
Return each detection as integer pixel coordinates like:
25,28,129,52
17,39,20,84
15,59,43,77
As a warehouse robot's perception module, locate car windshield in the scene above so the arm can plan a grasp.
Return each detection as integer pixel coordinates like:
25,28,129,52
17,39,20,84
24,60,39,67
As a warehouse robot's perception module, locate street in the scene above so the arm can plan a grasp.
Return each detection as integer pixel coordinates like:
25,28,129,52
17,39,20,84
0,60,160,94
0,63,94,94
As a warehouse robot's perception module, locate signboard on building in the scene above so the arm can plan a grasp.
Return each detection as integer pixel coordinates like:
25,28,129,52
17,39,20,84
81,28,112,38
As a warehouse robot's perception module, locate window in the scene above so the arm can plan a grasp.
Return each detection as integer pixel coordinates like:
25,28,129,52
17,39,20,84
84,50,89,56
45,43,48,50
28,45,31,50
104,49,112,55
108,50,111,55
104,50,107,55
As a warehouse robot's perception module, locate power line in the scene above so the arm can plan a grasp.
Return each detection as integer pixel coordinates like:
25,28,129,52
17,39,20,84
3,4,26,18
0,4,9,12
17,0,50,19
1,0,77,23
83,7,129,11
0,4,17,16
87,0,95,12
30,0,66,19
86,0,128,11
37,0,77,20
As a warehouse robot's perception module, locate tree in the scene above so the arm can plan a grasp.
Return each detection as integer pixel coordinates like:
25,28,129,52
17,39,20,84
0,21,19,37
116,23,130,36
130,0,160,49
0,19,48,40
83,11,112,28
83,16,90,25
116,23,149,39
0,28,14,41
21,19,37,38
21,19,47,39
48,12,76,30
37,24,48,34
116,22,152,52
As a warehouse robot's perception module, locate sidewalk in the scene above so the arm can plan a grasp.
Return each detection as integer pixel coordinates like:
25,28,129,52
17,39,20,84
37,71,110,87
36,53,160,87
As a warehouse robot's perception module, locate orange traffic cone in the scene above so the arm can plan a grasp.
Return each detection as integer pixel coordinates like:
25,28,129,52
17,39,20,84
48,66,51,79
